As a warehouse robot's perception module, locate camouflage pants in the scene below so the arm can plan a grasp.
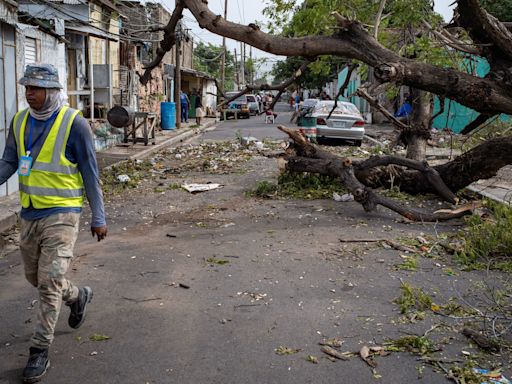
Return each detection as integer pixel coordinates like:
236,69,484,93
20,212,80,348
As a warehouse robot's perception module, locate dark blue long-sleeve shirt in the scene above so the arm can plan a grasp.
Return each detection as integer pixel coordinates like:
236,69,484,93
0,109,106,227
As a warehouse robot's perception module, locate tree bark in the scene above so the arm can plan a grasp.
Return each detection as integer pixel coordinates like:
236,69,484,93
165,1,512,116
279,126,470,222
354,136,512,196
405,90,431,160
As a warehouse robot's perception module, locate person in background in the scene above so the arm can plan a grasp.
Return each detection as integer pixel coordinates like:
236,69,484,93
395,94,413,121
180,90,190,123
256,94,262,112
195,92,204,126
0,64,106,383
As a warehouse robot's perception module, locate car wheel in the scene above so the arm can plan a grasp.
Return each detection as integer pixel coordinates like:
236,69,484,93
355,140,362,147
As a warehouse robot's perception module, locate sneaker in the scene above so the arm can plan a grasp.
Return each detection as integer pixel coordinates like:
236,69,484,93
66,286,93,329
23,347,50,383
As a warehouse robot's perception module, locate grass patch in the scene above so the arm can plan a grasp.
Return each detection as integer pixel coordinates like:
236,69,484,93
456,201,512,271
250,172,345,199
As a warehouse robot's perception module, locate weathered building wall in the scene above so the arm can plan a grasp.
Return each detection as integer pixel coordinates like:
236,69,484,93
0,4,18,197
90,35,107,64
16,24,67,109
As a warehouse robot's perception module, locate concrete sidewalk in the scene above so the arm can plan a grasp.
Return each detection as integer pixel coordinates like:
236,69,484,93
0,117,219,234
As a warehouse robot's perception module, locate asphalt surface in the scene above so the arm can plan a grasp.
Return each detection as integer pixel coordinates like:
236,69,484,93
201,102,293,142
1,112,510,384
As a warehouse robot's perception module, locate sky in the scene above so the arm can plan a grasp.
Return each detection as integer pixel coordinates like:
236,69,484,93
160,0,456,77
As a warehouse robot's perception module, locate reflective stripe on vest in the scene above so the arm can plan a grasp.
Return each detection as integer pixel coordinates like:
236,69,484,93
19,184,84,198
14,106,84,209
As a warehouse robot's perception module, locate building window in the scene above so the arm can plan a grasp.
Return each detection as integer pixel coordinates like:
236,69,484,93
25,37,38,65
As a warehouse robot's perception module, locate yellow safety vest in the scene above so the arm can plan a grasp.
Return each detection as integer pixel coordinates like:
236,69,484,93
13,106,85,209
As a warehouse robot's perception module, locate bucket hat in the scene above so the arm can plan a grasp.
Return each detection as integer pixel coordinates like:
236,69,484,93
19,64,63,89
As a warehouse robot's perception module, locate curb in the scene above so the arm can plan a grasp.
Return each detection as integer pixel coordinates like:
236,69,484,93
0,210,18,234
103,120,219,170
0,194,20,234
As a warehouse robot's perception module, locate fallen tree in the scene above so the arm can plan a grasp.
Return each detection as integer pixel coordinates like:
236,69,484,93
278,125,482,222
138,0,512,221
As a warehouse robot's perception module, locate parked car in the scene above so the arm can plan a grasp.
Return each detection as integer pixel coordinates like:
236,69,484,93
297,99,365,146
246,94,260,115
222,92,250,119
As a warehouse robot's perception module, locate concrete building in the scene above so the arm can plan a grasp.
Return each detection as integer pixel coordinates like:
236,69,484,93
19,0,124,120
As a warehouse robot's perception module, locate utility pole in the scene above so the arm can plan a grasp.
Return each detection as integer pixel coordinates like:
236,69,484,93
249,45,253,84
220,0,228,94
240,42,245,87
174,21,182,129
234,47,239,90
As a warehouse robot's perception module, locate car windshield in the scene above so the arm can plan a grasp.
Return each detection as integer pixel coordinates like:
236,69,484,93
314,101,360,116
246,95,256,102
233,96,246,103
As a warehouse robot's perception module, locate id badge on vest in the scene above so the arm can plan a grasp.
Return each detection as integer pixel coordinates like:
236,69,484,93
19,151,33,177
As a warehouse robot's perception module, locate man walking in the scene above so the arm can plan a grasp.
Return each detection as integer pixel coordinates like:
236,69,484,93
0,64,107,383
180,90,190,123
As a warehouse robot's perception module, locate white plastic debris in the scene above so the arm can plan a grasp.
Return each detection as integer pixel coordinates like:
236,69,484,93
117,174,130,183
181,183,222,193
333,192,354,202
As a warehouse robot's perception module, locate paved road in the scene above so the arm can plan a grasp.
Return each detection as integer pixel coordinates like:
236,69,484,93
201,102,294,142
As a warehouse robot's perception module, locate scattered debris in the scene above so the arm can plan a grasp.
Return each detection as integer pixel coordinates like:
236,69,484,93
274,345,302,355
117,174,131,183
206,257,230,265
121,296,162,303
27,300,38,310
182,183,222,193
320,345,350,361
359,345,377,368
333,192,354,202
89,334,111,342
461,328,500,352
166,233,177,238
306,355,318,364
237,291,268,302
318,338,344,348
472,368,510,384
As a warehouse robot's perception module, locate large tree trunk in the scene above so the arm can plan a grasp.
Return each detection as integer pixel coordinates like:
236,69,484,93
404,90,431,160
354,136,512,195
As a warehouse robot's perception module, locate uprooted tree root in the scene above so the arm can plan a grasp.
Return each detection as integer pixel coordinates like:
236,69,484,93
277,125,486,222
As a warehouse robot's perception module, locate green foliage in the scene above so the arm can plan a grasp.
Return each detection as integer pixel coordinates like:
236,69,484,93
386,335,435,355
397,255,418,271
206,257,230,265
267,0,460,86
252,180,279,197
387,0,442,28
275,345,302,355
193,42,235,91
456,201,512,270
481,0,512,21
272,56,347,90
394,282,433,314
250,172,344,200
89,334,111,341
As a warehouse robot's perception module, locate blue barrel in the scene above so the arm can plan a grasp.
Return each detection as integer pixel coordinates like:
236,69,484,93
161,102,176,130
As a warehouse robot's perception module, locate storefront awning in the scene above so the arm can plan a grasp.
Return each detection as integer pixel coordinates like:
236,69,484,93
65,23,119,41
